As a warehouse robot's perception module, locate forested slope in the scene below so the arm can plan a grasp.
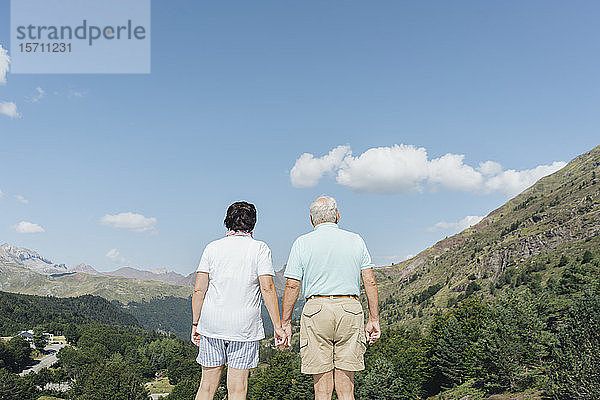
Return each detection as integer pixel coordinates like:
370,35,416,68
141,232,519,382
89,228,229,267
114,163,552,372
0,291,140,336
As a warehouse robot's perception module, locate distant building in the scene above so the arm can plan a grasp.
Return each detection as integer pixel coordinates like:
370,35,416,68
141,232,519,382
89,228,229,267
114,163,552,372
15,330,54,344
16,330,34,342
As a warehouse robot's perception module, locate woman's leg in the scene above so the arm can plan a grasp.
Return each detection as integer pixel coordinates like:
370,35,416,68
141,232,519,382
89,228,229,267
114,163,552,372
226,366,250,400
195,365,223,400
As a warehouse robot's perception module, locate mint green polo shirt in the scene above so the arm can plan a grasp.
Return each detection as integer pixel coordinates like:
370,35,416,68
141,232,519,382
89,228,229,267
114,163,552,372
284,222,375,298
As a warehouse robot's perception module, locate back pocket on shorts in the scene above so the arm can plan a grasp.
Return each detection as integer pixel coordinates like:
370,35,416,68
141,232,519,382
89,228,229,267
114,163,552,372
341,302,362,315
302,303,322,317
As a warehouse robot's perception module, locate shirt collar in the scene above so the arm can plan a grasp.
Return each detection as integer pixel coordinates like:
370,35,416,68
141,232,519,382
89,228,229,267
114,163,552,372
225,230,253,238
313,222,338,230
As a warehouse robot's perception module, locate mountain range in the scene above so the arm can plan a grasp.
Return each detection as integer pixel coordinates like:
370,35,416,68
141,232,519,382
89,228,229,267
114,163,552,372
0,243,196,285
0,245,193,304
0,241,287,293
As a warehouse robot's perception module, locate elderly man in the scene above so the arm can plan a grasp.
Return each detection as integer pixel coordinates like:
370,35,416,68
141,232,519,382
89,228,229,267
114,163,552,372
281,196,380,400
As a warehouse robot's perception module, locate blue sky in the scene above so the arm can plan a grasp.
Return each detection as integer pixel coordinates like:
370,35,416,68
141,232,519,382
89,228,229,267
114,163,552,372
0,1,599,274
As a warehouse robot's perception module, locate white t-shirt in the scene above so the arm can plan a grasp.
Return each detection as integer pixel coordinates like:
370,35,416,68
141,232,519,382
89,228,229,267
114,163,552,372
195,235,275,341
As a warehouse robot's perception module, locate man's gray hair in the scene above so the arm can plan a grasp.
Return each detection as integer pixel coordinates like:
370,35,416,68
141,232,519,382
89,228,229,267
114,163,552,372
310,196,338,224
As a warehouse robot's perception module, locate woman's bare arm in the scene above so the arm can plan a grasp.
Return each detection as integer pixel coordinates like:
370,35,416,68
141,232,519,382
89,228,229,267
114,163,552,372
191,272,209,345
259,275,285,346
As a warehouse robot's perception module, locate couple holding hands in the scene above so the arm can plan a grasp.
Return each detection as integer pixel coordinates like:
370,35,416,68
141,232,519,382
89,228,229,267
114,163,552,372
191,196,380,400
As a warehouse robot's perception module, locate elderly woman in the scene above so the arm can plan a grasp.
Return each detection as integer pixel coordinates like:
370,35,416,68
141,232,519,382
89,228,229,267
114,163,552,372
191,201,284,400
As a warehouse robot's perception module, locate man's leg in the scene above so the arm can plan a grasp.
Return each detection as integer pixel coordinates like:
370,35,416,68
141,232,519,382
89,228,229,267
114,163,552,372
334,369,355,400
313,369,334,400
226,366,250,400
195,365,223,400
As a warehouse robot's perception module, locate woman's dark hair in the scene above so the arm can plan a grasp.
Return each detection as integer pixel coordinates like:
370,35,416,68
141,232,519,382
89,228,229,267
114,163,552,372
224,201,257,232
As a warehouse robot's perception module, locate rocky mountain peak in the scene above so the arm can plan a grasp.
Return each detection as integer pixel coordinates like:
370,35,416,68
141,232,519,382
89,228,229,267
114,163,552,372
0,243,68,275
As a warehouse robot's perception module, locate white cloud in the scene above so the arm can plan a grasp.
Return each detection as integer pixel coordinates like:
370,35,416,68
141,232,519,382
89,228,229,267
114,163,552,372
28,87,45,103
15,195,29,204
478,160,503,176
427,153,484,192
483,161,567,197
13,221,45,234
290,144,566,196
101,212,157,233
106,248,119,260
105,248,127,264
0,189,3,198
0,102,21,118
0,44,9,84
290,145,351,188
336,145,430,193
426,215,485,233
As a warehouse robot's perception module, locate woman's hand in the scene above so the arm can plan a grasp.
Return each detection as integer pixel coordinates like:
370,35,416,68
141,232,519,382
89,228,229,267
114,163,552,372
191,324,201,346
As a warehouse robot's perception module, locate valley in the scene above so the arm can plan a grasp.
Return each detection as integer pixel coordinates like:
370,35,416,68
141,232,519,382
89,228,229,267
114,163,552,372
1,145,599,399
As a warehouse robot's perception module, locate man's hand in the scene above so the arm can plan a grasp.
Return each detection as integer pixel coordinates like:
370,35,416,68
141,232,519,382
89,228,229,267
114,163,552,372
361,268,380,345
281,322,293,349
274,325,286,348
365,319,381,345
191,325,201,346
281,278,300,349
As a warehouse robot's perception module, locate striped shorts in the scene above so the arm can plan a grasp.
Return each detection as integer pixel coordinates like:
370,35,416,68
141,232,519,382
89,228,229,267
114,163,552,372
196,335,260,370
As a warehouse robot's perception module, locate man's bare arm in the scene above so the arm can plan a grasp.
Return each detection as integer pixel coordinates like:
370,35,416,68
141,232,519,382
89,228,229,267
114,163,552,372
281,278,300,325
191,272,209,344
362,268,381,344
281,278,300,347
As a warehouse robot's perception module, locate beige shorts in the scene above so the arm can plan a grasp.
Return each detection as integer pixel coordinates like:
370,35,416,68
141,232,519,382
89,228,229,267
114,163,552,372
299,296,367,375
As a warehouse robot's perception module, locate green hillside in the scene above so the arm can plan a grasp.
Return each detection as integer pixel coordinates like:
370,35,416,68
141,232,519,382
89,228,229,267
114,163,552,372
0,264,192,304
0,291,140,335
374,144,600,331
120,296,192,340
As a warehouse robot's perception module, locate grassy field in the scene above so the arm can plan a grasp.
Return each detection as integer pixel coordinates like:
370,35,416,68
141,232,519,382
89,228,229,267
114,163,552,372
145,376,175,395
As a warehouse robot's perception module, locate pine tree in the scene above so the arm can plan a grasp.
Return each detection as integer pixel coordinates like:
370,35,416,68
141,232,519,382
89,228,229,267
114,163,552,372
476,291,551,393
427,298,487,393
167,379,200,400
33,331,48,351
247,351,313,400
550,287,600,399
359,358,407,399
0,368,36,400
69,362,149,400
357,329,429,398
582,250,594,264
